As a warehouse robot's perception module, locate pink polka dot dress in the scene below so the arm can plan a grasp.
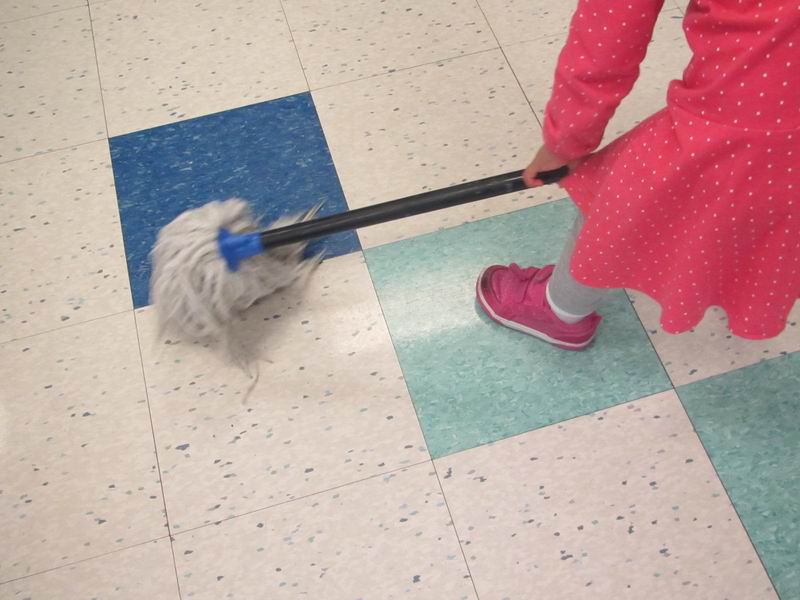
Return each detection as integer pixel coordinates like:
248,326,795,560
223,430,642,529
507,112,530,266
544,0,800,339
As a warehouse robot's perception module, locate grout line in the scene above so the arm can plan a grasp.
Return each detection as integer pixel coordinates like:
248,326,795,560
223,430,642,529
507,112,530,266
296,27,581,99
131,310,183,599
277,0,312,93
103,91,310,140
0,49,515,161
625,291,677,387
0,534,172,587
672,386,784,599
483,4,683,52
0,138,107,167
430,388,673,463
0,437,430,589
676,349,799,389
626,286,783,596
496,31,568,50
430,462,483,599
0,3,86,26
626,292,800,389
276,0,366,238
86,2,111,140
168,459,434,538
474,0,546,129
96,106,140,313
0,309,133,347
305,103,364,234
360,254,482,600
309,46,500,94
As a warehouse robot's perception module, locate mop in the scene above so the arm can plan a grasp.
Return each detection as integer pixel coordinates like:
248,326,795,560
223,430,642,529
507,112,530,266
150,167,568,353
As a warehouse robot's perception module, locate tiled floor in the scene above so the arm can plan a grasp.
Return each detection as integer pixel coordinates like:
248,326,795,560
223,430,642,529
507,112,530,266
91,0,307,136
0,8,105,161
437,391,778,599
1,1,797,599
365,201,671,458
314,49,560,249
109,93,357,307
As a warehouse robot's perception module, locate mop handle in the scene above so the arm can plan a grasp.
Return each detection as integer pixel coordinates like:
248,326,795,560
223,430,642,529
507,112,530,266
259,166,568,249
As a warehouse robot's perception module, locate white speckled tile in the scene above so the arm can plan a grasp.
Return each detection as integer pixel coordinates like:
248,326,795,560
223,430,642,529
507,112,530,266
0,8,105,162
171,464,476,599
92,0,307,136
0,1,83,24
282,0,496,89
0,539,179,598
136,252,428,532
314,50,564,249
0,142,131,344
0,312,167,582
477,0,577,46
630,291,800,386
500,34,564,114
437,391,777,600
504,9,690,144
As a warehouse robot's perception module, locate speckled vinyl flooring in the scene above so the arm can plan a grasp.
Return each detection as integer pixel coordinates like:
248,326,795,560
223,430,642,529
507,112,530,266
1,1,798,599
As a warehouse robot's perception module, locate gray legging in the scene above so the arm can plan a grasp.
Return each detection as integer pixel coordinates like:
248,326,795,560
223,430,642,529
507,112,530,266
548,215,607,316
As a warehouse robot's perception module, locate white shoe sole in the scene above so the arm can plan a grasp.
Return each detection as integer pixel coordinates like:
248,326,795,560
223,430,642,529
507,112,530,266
476,267,594,351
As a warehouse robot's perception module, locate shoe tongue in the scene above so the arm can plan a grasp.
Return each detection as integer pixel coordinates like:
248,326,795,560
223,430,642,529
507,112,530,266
522,274,545,305
493,265,544,306
520,265,551,306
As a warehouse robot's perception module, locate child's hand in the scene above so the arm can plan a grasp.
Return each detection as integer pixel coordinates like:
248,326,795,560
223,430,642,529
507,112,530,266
523,146,576,187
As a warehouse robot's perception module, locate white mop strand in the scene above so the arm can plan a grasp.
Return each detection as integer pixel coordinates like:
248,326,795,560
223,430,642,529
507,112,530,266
150,199,320,348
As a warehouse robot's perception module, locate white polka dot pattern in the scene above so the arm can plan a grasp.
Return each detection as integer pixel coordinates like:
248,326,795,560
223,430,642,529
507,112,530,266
541,0,800,339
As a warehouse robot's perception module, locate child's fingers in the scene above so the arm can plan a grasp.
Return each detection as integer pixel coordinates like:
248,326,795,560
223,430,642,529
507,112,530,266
522,145,572,187
522,168,544,188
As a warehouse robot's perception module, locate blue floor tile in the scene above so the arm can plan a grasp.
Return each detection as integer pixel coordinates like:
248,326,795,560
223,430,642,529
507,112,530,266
110,94,359,308
365,199,672,458
678,353,800,599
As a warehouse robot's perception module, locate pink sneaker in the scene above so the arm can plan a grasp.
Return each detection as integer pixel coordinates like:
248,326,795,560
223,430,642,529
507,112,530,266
476,264,601,350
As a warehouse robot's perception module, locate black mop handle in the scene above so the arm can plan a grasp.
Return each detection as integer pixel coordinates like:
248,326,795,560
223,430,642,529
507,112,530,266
259,166,568,249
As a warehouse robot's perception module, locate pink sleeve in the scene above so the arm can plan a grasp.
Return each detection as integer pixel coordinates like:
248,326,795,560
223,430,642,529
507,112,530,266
543,0,666,160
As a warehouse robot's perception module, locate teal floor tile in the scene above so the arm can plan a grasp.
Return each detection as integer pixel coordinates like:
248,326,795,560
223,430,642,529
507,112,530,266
365,199,671,458
678,352,800,599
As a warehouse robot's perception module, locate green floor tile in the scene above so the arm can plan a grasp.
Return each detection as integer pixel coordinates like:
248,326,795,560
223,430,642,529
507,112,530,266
678,352,800,599
365,199,671,458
